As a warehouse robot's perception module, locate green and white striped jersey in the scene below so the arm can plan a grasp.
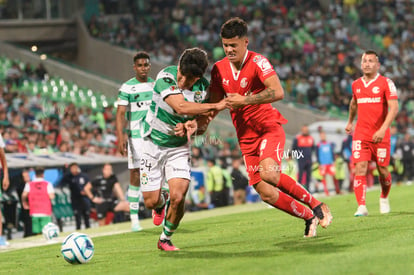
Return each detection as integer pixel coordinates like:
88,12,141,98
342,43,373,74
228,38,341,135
143,66,209,148
117,77,155,138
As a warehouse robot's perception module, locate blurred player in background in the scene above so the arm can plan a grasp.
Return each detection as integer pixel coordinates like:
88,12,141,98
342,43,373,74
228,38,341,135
345,50,399,216
0,133,10,248
83,163,128,226
292,124,314,191
140,48,228,251
209,17,332,237
116,51,154,232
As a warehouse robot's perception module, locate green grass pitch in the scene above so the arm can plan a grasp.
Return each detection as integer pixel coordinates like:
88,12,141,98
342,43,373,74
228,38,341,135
1,184,414,275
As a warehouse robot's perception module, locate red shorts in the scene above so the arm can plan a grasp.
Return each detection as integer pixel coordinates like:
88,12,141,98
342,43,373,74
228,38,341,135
241,125,285,185
319,164,335,176
351,139,390,166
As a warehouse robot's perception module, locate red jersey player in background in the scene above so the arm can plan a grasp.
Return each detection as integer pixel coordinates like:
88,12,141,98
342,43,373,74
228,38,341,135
345,50,399,217
209,17,332,237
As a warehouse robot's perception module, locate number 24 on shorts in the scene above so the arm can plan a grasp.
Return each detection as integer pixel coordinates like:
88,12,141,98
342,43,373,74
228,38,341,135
140,159,153,171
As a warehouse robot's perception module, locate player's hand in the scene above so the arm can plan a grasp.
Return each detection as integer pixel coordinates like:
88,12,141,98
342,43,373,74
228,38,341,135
226,93,246,109
214,98,231,111
372,129,386,143
184,119,198,140
2,176,9,191
345,123,353,135
117,138,127,156
174,123,186,137
22,201,29,210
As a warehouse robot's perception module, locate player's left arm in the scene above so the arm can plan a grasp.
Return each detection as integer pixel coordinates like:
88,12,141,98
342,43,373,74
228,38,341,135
372,99,399,143
227,74,284,109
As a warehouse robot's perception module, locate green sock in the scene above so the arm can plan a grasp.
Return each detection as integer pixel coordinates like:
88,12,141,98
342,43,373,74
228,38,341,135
128,185,140,224
161,220,178,240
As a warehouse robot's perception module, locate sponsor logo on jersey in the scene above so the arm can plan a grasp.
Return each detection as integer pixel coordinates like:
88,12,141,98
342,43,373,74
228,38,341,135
258,58,272,72
372,86,380,94
240,77,248,88
259,139,267,156
222,78,229,86
357,97,381,104
386,78,398,97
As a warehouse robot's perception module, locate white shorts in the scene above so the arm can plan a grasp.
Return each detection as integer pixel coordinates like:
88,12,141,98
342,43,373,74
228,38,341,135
128,137,143,169
140,137,191,192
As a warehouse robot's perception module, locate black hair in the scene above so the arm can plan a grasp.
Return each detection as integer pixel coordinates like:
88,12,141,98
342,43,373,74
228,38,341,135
178,48,208,78
34,167,45,177
134,51,150,63
220,17,248,39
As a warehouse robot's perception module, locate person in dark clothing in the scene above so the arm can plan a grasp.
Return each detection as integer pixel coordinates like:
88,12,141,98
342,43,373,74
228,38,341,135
231,158,248,205
398,133,414,183
14,169,32,238
58,163,91,230
292,125,314,191
83,163,127,226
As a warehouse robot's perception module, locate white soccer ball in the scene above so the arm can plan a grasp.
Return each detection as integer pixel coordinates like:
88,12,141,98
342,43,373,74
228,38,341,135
61,232,94,264
42,222,59,241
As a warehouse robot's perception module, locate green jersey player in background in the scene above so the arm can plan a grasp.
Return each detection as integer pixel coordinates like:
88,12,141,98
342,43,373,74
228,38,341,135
141,48,229,250
116,51,154,232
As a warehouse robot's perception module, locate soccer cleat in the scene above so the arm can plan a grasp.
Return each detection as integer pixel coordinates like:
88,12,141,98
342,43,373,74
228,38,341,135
131,223,143,232
379,198,390,214
354,205,368,217
304,216,319,238
313,203,333,229
152,190,170,226
0,236,9,249
157,239,180,251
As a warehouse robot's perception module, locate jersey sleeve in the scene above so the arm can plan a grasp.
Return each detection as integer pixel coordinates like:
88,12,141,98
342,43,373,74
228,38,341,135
23,183,30,192
47,182,55,194
385,78,398,100
117,83,130,106
209,65,226,101
154,71,181,100
253,54,277,83
0,134,5,148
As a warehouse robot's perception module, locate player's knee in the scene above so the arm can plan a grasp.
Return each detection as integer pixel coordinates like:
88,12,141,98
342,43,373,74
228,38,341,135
143,195,159,209
260,169,280,185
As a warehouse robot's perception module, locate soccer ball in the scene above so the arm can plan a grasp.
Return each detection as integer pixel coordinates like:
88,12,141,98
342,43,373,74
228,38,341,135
42,222,59,241
61,232,94,264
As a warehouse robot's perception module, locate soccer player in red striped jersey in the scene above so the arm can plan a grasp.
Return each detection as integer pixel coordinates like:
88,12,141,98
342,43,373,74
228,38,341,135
209,17,332,237
345,50,399,216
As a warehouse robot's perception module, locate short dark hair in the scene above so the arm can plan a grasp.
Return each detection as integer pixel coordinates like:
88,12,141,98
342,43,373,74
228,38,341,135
178,48,208,78
363,50,379,58
134,51,150,63
221,17,248,39
34,167,45,177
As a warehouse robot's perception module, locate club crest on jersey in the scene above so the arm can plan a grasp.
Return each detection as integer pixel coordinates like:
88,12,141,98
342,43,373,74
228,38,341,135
141,173,148,185
194,91,203,103
372,86,380,94
240,77,248,88
170,85,178,91
253,55,262,63
222,78,229,86
356,89,360,93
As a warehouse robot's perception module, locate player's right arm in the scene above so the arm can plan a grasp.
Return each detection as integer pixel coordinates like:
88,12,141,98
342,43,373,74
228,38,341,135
21,183,29,209
345,97,357,134
116,85,130,156
115,105,127,156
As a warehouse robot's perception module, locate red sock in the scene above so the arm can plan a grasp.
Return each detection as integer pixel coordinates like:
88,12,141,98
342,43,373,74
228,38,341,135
354,175,367,206
380,173,392,198
272,190,314,220
277,173,320,209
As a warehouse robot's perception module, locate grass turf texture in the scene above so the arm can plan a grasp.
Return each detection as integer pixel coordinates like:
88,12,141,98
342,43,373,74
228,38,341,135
1,184,413,275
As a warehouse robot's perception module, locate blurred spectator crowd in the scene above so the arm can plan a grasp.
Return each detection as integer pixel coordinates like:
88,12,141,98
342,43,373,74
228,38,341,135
88,0,414,133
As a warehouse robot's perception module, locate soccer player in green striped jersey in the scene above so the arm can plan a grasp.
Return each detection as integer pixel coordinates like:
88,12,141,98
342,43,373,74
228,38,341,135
141,48,229,251
116,51,154,232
